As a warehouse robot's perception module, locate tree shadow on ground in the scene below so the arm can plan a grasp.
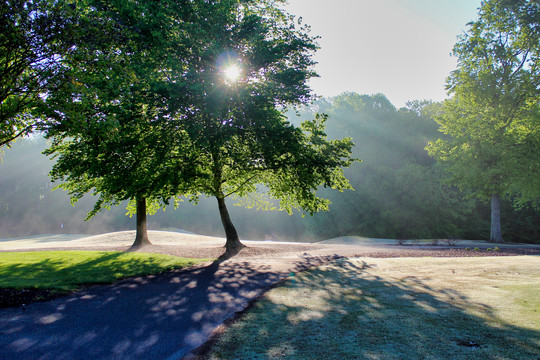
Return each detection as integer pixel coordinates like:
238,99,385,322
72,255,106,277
195,259,540,360
0,252,339,360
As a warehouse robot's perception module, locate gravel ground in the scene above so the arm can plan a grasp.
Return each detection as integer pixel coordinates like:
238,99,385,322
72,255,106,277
1,241,539,309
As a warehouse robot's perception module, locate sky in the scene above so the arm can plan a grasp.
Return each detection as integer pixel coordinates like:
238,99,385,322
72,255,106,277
284,0,483,108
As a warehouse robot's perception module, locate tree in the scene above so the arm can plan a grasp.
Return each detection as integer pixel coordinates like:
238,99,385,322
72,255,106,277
427,0,540,242
43,0,198,247
0,0,75,149
172,0,354,255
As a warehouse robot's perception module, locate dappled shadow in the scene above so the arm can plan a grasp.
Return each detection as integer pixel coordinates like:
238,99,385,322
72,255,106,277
0,251,340,360
194,259,540,360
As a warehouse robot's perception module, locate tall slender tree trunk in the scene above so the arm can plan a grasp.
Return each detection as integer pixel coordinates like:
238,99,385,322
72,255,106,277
217,196,245,255
490,194,503,243
132,197,151,248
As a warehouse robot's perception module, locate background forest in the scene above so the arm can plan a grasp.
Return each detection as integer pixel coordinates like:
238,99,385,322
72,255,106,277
1,93,538,243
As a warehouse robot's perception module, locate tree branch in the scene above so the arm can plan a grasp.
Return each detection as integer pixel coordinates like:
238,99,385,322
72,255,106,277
223,173,259,198
0,124,35,147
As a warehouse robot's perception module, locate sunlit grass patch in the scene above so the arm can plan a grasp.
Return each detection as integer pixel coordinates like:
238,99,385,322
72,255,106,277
0,251,210,291
204,256,540,360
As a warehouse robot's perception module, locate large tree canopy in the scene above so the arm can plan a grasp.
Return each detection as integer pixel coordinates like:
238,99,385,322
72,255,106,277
44,0,199,247
427,0,540,242
43,0,354,252
169,0,353,254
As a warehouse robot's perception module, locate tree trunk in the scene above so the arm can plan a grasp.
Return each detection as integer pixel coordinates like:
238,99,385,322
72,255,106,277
217,196,245,255
490,194,503,243
132,197,152,248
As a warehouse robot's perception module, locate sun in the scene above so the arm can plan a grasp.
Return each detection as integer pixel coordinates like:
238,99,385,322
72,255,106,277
223,64,242,82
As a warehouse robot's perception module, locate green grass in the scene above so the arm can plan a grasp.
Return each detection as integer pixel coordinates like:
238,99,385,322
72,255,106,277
0,251,210,292
204,256,540,360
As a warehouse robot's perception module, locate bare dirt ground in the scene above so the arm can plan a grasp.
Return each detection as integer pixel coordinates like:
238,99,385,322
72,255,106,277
1,230,539,309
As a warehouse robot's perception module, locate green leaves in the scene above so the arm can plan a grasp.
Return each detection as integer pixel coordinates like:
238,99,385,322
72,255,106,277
0,0,77,148
38,0,354,242
163,1,351,220
428,0,540,205
427,0,540,241
43,0,199,218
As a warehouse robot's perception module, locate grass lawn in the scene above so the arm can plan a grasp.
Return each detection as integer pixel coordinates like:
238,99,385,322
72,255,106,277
0,251,210,292
204,256,540,360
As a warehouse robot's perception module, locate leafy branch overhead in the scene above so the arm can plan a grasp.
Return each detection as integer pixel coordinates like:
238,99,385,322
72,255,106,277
0,0,78,148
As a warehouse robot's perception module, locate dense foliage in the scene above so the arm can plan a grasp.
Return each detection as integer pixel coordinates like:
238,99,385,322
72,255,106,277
42,0,201,246
147,0,354,253
36,0,354,251
296,94,476,240
426,0,540,242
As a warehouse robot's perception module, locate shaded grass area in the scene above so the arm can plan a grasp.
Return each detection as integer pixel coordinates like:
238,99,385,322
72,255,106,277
0,251,210,307
200,256,540,360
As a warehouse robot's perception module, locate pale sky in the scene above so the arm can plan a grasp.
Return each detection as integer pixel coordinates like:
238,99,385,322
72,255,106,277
284,0,482,108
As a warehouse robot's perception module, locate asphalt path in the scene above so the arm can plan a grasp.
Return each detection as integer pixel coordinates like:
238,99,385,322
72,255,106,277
0,250,345,360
